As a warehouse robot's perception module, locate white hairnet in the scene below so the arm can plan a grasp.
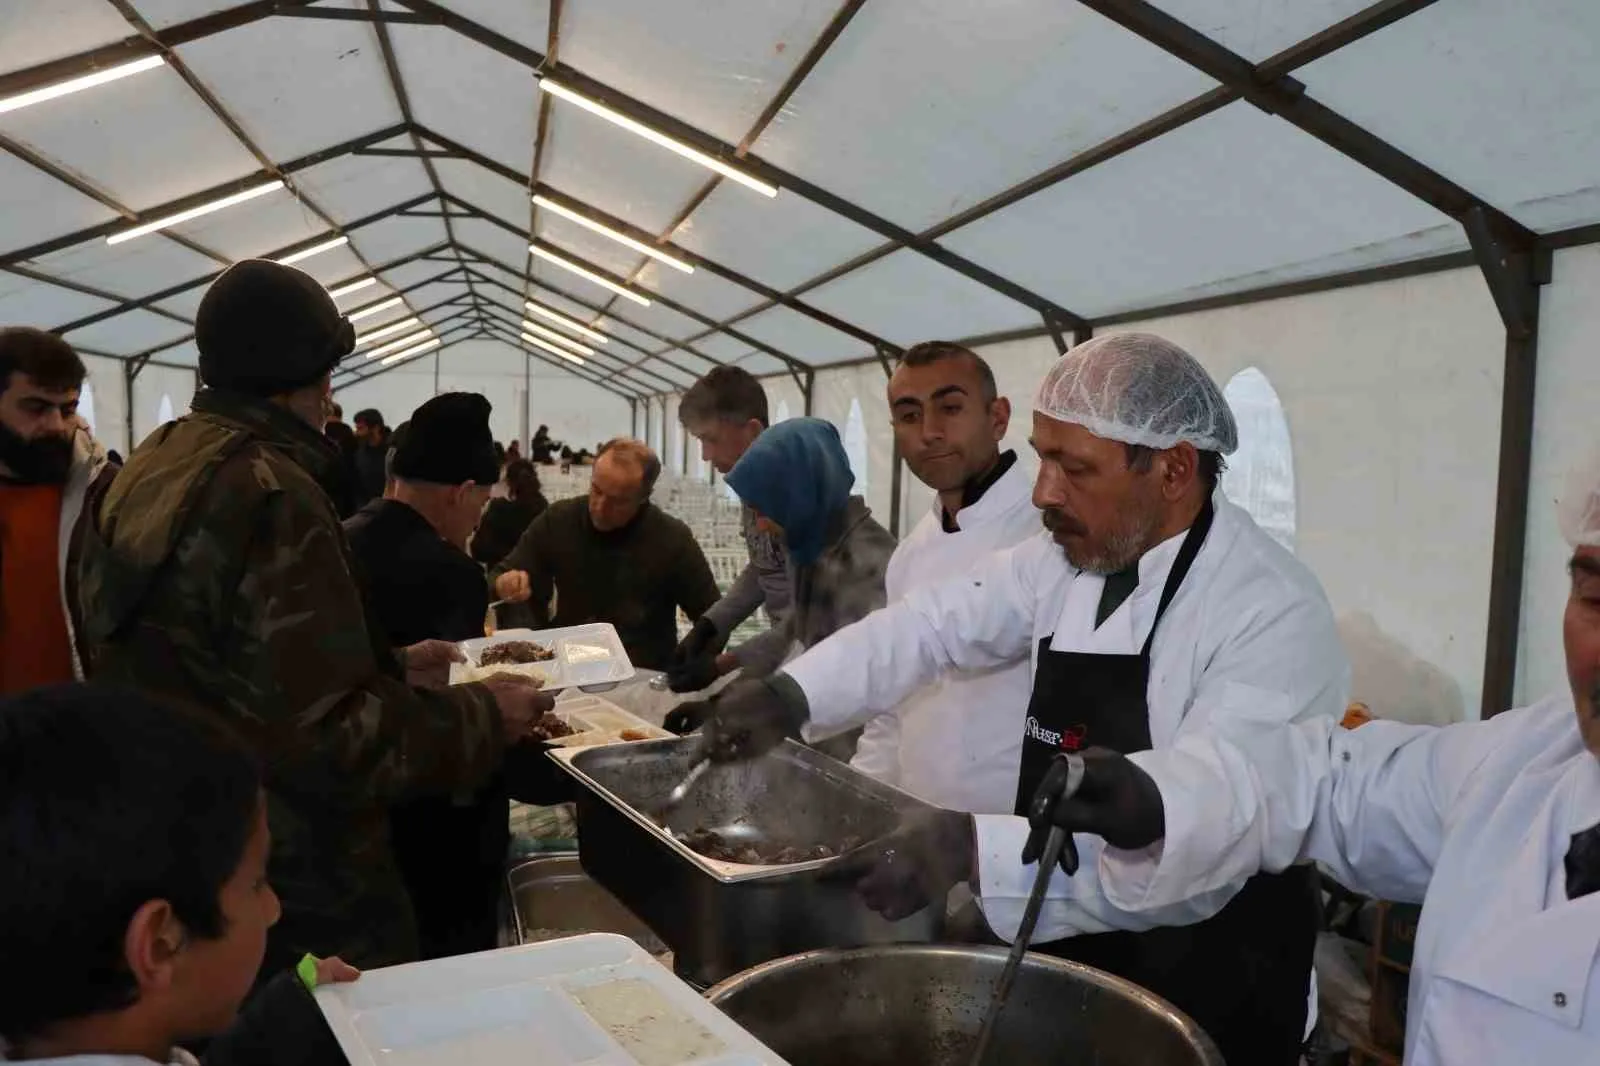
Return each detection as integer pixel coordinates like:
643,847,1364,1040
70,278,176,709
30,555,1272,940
1557,443,1600,547
1033,332,1238,454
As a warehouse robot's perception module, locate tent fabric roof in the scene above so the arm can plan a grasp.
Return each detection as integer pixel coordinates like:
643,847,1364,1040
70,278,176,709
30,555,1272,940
1,0,1595,400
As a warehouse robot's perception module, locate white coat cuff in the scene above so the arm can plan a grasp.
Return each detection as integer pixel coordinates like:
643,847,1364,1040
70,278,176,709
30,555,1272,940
784,652,850,732
973,813,1074,942
1099,748,1239,911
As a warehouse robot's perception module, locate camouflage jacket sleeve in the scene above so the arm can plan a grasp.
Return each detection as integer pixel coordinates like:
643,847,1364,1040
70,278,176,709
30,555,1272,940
230,482,504,803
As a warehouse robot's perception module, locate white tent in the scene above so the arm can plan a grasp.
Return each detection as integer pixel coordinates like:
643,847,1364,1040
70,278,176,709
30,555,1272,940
1,0,1597,719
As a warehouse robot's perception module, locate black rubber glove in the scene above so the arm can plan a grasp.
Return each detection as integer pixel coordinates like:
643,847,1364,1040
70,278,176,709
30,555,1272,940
671,617,721,665
1022,748,1166,873
828,809,976,922
697,676,808,762
663,699,712,736
665,653,723,694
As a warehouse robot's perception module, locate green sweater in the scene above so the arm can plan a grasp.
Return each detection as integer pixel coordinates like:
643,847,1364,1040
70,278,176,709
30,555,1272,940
493,497,719,670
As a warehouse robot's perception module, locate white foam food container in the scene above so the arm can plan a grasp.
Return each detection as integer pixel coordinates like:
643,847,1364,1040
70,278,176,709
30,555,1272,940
453,625,636,691
547,690,674,747
314,933,786,1066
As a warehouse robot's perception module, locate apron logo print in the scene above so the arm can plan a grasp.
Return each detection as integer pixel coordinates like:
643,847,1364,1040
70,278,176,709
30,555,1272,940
1059,724,1087,752
1024,716,1063,746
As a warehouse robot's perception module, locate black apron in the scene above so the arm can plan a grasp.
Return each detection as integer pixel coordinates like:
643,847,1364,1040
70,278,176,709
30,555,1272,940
1013,500,1320,1066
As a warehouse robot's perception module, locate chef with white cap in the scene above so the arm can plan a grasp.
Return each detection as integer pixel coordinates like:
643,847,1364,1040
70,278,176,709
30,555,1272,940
1024,444,1600,1066
697,332,1349,1066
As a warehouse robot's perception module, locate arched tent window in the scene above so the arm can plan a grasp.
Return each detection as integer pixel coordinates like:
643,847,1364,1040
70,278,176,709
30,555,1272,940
773,399,792,424
156,393,175,427
1222,368,1295,551
843,397,869,494
78,381,97,436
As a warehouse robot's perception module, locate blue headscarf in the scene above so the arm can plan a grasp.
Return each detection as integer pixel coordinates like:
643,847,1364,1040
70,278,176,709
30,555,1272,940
725,417,855,567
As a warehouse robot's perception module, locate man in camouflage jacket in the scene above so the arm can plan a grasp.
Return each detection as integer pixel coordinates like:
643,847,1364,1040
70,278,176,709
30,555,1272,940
76,260,549,976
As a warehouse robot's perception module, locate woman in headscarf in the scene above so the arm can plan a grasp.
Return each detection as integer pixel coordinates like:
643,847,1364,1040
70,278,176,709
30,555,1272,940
666,418,896,748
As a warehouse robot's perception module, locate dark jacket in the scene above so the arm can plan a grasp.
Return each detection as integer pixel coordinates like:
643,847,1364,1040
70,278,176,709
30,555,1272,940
345,498,489,647
351,439,387,506
343,497,570,959
492,497,719,671
199,970,347,1066
470,493,547,568
75,389,504,974
322,421,361,519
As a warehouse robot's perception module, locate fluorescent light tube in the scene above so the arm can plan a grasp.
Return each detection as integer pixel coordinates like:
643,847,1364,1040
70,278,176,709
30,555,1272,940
328,277,378,300
537,78,777,198
524,301,608,344
355,316,421,346
366,328,433,360
522,332,586,366
520,320,593,357
532,194,693,274
107,180,283,245
529,245,649,306
347,296,403,323
275,235,349,266
380,336,442,366
0,55,165,115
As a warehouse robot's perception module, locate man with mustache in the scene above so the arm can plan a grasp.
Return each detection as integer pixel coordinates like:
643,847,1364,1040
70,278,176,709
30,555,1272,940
697,333,1347,1066
0,328,116,695
1023,449,1600,1065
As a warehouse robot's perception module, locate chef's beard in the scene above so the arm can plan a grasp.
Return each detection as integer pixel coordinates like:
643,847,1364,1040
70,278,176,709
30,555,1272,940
1042,502,1160,576
0,422,74,484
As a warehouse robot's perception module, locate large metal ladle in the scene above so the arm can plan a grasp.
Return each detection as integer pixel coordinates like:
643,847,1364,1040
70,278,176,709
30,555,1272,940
968,755,1085,1066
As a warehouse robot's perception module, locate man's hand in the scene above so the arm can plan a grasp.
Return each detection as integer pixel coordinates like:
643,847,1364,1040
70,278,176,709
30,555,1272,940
494,570,532,604
671,617,721,665
480,674,557,741
1022,749,1166,871
663,698,711,736
697,678,806,762
665,654,724,694
829,809,975,921
403,639,465,689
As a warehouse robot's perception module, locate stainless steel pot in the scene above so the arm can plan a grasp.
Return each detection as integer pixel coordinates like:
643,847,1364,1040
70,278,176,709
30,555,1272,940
548,738,944,987
706,945,1225,1066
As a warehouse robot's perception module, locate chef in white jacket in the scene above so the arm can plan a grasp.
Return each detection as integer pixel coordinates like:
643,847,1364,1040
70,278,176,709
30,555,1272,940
849,341,1038,813
700,333,1348,1066
1023,447,1600,1066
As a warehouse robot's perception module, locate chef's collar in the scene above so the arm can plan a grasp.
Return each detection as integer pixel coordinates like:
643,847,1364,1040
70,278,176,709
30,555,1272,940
940,449,1017,533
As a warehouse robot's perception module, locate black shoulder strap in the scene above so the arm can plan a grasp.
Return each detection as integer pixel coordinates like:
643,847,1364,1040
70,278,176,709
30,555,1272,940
1140,496,1216,658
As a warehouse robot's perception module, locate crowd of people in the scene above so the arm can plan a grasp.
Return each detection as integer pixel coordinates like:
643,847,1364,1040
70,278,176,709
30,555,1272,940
1,252,1597,1066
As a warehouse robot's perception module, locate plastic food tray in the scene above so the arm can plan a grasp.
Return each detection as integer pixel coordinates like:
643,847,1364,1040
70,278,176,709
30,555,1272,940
314,933,784,1066
453,625,636,691
548,690,675,747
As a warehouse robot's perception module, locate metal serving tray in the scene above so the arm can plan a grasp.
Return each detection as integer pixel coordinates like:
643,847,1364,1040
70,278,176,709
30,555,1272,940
549,737,945,987
507,853,668,957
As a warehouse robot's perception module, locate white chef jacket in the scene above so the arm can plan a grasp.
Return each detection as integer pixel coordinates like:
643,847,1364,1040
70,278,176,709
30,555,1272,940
1091,694,1600,1066
783,490,1348,941
849,457,1040,813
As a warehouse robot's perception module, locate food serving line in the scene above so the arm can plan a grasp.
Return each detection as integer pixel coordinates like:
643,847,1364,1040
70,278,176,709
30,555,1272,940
311,627,1222,1066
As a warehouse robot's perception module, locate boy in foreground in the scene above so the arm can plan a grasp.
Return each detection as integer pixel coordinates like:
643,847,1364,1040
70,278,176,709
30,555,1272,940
0,684,356,1065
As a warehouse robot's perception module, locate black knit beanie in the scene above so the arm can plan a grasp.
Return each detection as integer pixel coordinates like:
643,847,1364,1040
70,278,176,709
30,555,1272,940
196,260,354,395
390,393,499,486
